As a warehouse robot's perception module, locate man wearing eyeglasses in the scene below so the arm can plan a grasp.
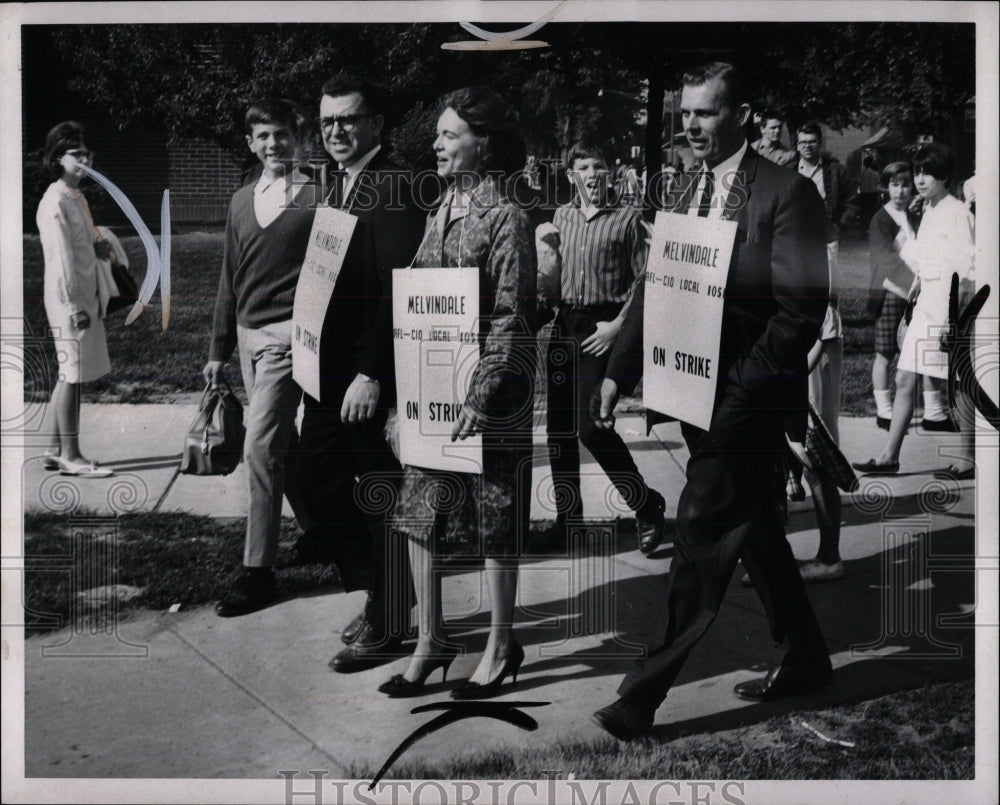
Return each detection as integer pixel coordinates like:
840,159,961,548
294,74,425,673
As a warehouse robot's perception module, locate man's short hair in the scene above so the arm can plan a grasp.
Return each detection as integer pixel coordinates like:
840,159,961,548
681,62,746,108
913,143,955,183
320,73,384,115
565,140,609,170
758,110,783,128
796,121,823,142
879,161,913,189
245,99,299,136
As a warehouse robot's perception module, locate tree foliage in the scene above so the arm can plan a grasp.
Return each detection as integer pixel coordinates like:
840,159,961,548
50,21,974,169
744,23,975,139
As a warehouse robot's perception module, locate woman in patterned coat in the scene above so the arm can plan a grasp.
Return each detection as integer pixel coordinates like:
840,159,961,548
380,87,537,698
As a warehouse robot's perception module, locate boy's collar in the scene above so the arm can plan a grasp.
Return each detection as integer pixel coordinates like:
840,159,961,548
256,166,307,194
575,192,612,217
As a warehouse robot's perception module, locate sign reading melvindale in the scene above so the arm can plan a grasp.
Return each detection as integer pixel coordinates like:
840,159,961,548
291,207,358,401
642,212,737,430
392,267,482,473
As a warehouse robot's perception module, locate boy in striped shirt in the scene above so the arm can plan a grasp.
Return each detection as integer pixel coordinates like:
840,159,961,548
545,142,666,553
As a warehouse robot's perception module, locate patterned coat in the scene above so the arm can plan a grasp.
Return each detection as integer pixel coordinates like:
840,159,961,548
392,178,537,556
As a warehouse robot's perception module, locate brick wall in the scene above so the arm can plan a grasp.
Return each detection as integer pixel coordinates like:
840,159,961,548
169,139,244,223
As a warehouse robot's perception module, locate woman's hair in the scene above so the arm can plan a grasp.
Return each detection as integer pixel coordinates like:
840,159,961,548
44,121,86,179
912,143,955,183
879,161,913,190
440,86,526,177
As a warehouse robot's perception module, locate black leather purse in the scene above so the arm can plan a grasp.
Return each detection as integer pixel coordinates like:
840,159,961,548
107,256,140,315
179,381,245,476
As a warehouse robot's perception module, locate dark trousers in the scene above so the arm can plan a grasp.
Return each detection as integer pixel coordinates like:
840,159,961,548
295,393,414,635
546,306,655,520
618,394,829,709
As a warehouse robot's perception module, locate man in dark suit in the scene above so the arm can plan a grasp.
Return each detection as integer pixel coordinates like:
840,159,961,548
590,62,833,739
294,74,425,673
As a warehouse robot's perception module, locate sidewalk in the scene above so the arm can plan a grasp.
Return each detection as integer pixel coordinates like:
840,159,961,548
20,406,978,777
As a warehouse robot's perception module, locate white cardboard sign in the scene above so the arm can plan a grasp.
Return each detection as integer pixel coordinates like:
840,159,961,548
392,267,483,473
642,211,737,430
291,205,358,401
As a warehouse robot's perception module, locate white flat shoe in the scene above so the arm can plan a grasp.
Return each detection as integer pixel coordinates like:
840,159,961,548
57,458,114,478
42,452,61,470
799,561,845,583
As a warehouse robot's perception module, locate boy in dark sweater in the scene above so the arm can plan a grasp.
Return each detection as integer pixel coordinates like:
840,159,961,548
203,99,319,616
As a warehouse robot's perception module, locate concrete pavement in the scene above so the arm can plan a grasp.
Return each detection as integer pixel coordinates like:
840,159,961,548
19,405,980,777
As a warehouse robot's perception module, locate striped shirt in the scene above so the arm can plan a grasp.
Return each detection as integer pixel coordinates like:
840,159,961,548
554,202,647,307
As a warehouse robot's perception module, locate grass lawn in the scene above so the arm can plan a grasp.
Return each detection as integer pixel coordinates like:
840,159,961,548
22,230,242,404
21,230,882,415
349,679,974,780
23,508,973,780
22,510,334,636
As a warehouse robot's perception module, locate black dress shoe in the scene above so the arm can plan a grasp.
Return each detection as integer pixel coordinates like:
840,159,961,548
591,698,654,740
636,490,667,554
341,608,417,645
341,609,367,645
734,661,833,702
215,568,277,617
329,621,409,673
921,417,959,433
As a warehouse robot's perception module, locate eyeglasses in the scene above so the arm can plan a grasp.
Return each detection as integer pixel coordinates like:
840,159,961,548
797,139,820,147
319,113,375,133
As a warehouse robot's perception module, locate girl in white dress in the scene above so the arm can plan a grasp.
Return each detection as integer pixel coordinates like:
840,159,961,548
36,122,114,477
853,144,975,479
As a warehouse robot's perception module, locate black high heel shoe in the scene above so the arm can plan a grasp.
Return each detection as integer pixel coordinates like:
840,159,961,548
378,649,458,698
450,642,525,700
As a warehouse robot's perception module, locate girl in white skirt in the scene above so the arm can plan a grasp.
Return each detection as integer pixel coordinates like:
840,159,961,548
36,122,115,478
853,144,975,479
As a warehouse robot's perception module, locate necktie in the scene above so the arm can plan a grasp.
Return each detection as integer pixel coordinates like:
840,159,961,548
696,168,714,217
327,170,347,208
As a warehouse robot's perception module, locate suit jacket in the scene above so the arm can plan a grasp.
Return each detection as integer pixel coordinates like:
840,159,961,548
314,150,426,404
606,147,829,439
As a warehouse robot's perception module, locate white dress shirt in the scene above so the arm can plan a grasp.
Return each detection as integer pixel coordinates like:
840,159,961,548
342,144,381,199
688,140,749,219
253,167,309,228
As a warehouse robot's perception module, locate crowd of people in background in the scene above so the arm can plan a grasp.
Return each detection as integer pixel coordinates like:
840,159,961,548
35,59,977,741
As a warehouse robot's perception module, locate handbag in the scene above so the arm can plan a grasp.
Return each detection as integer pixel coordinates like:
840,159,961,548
106,257,139,315
69,194,139,316
804,403,859,493
179,380,246,476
